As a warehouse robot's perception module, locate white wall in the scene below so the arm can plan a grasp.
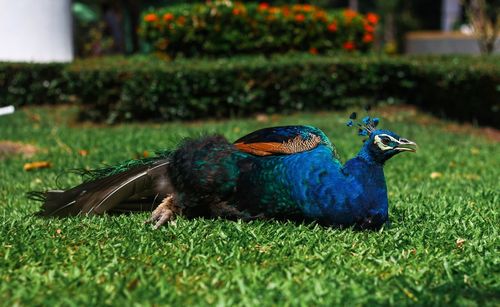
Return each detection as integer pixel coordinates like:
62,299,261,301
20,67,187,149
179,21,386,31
0,0,73,63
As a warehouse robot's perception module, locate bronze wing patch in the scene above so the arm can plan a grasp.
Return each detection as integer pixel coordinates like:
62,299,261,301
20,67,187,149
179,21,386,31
234,134,322,156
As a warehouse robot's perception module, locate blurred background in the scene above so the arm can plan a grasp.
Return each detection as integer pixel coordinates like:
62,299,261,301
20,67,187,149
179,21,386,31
0,0,498,126
70,0,455,56
0,0,498,61
68,0,500,57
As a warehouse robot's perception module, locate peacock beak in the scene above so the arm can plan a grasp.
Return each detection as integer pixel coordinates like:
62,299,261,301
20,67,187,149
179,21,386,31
395,138,417,152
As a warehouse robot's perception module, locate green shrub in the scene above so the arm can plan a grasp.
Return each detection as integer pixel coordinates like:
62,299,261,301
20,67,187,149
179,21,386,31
138,2,378,57
69,55,500,126
0,55,498,127
0,63,66,106
409,58,500,126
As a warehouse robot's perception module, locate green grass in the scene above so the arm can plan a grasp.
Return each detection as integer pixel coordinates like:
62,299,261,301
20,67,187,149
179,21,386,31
0,106,498,306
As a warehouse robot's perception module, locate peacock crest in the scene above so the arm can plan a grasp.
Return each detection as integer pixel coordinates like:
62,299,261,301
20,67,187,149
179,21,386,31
346,110,380,137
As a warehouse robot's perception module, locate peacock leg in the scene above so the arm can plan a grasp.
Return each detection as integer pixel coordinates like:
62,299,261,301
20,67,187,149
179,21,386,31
145,194,179,229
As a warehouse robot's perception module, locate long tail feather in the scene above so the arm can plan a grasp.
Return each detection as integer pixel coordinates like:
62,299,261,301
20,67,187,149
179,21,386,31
36,159,172,217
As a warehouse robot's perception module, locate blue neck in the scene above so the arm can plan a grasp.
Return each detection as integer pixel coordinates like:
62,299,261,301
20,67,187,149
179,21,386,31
333,154,389,228
343,156,386,195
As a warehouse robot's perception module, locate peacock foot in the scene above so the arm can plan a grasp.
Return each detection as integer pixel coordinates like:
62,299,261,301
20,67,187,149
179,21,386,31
145,194,178,229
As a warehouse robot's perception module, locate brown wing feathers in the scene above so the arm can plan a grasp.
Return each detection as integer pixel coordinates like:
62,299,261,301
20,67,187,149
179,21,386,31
234,134,322,156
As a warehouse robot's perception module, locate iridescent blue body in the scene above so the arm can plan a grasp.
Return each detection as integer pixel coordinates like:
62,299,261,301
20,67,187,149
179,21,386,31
236,146,388,227
168,126,415,229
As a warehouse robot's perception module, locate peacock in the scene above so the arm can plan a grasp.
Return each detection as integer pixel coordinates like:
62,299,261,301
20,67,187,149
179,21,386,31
32,114,417,230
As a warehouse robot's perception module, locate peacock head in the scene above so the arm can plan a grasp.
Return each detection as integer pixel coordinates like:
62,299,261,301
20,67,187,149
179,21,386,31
347,113,417,164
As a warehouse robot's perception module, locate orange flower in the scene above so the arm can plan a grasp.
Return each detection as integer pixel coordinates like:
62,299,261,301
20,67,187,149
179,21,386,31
295,14,305,22
258,2,269,10
302,4,314,12
366,12,379,24
177,16,186,25
364,24,375,33
144,13,158,22
232,8,241,15
363,33,374,43
314,11,327,21
309,47,318,55
282,7,291,17
269,7,280,14
343,41,355,51
163,13,174,22
292,4,314,12
343,9,357,21
327,22,337,32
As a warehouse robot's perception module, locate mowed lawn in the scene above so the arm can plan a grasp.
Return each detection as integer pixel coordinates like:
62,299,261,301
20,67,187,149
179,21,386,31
0,106,498,306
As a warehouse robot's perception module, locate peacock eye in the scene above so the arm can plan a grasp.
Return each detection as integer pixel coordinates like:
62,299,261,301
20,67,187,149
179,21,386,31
381,137,390,145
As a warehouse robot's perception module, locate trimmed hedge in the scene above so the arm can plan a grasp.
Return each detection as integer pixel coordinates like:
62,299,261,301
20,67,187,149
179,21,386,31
0,55,499,127
0,63,67,106
139,2,378,57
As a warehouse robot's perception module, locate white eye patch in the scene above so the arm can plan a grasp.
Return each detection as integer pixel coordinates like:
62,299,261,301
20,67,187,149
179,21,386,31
374,134,398,151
